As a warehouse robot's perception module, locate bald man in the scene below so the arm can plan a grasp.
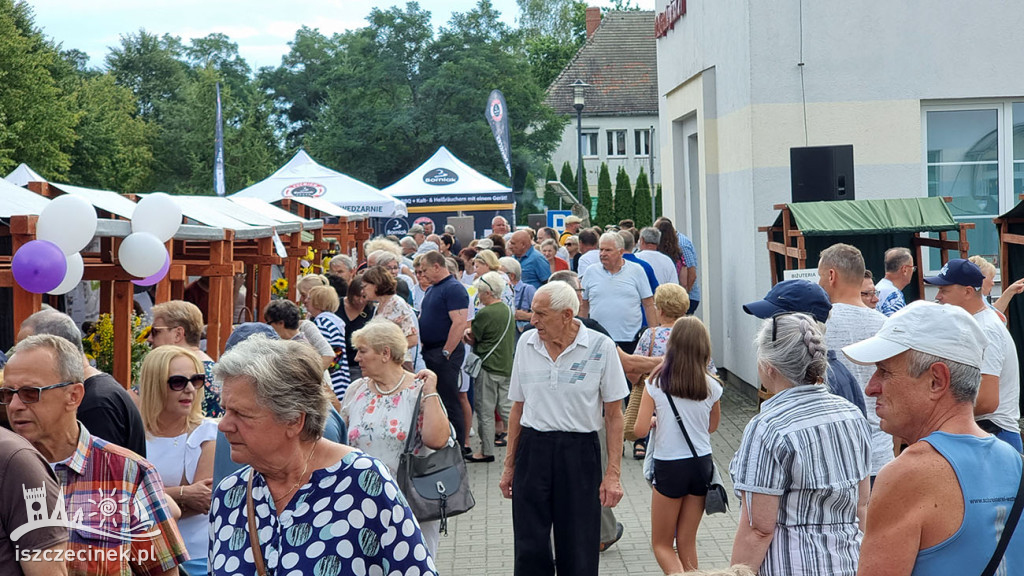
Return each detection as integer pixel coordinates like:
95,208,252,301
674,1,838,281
508,230,551,289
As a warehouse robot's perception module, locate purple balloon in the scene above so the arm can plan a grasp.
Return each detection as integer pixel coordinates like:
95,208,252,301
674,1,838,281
131,251,170,286
12,240,67,294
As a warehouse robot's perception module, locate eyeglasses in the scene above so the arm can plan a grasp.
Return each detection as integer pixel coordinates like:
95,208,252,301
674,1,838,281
167,374,206,391
0,382,74,405
903,265,917,272
861,290,879,298
149,326,174,335
770,311,805,342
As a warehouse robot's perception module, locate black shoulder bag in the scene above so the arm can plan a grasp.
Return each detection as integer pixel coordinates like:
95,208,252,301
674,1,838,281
664,394,728,515
980,453,1024,576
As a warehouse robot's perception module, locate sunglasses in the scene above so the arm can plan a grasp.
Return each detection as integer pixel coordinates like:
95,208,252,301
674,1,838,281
0,382,74,405
167,374,206,391
770,311,807,342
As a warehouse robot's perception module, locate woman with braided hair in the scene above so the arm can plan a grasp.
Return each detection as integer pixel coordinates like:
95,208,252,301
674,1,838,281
729,312,872,576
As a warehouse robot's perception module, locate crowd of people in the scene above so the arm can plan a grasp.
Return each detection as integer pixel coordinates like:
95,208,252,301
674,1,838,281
0,213,1022,575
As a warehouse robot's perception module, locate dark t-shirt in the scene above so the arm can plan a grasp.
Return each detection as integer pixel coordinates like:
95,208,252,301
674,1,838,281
339,302,375,367
419,274,469,347
0,428,67,571
78,372,147,457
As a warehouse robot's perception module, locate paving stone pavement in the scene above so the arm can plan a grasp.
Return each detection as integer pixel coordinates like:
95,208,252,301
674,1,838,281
434,382,759,576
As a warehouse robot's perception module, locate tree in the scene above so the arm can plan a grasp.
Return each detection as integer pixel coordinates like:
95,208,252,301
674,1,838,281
655,184,663,219
632,168,652,229
68,73,153,192
595,162,613,227
185,33,252,98
106,30,188,120
519,0,587,87
555,161,575,210
0,0,78,178
613,166,632,224
578,164,591,215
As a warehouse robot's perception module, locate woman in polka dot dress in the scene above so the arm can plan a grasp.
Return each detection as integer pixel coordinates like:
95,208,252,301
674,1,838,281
209,334,437,576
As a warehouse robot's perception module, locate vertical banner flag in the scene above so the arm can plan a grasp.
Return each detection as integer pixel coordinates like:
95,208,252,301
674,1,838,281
485,90,512,179
213,82,226,196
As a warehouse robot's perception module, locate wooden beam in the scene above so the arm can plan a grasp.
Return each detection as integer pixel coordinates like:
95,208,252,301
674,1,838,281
112,281,133,387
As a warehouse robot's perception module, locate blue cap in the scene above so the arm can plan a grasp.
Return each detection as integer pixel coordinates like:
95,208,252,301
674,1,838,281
742,279,832,324
225,322,279,352
923,259,984,289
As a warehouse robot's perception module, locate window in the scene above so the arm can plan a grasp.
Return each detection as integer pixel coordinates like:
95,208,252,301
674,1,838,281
924,105,1010,267
581,131,599,157
635,129,651,156
606,130,627,157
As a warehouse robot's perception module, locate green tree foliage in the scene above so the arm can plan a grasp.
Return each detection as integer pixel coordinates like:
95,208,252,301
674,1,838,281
106,30,188,121
554,161,575,210
655,184,663,219
519,0,587,87
0,0,78,177
578,164,591,215
68,74,153,192
613,166,632,224
595,162,613,227
632,168,652,229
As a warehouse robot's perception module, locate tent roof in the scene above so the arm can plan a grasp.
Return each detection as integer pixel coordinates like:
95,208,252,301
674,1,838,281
0,178,50,217
227,197,323,230
773,198,959,236
49,182,138,219
231,149,404,218
4,163,46,187
997,200,1024,221
381,146,511,198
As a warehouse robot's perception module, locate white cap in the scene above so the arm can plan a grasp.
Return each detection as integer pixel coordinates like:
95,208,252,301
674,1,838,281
842,300,987,369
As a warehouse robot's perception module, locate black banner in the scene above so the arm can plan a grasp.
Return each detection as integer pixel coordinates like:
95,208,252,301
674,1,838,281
485,90,512,179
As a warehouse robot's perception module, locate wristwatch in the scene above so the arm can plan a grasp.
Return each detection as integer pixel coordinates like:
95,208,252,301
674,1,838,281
442,349,451,359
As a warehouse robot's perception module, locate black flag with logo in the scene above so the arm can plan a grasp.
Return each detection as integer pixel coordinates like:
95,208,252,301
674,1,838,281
485,90,512,179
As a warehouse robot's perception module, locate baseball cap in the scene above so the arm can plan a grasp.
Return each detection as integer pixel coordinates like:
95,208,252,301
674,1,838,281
742,279,832,324
225,322,279,352
565,215,582,224
923,258,984,288
842,300,987,368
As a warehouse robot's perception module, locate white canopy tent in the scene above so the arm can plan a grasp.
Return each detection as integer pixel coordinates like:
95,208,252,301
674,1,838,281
4,163,45,188
231,149,405,218
381,146,513,212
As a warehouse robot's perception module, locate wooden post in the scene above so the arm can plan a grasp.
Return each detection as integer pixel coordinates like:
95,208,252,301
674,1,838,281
112,281,134,387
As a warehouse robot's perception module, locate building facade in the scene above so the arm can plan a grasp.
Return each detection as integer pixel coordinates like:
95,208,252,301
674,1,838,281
655,0,1024,387
546,10,660,204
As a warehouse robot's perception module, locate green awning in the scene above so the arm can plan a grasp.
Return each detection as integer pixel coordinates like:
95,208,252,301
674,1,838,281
777,198,958,236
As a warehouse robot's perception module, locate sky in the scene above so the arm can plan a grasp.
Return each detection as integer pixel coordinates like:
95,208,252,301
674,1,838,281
25,0,655,71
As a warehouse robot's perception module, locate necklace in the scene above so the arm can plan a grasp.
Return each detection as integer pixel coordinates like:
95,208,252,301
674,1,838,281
171,421,189,447
270,442,317,504
373,372,407,395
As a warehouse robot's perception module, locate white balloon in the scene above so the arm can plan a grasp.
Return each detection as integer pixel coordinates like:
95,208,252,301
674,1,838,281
132,193,182,242
37,195,98,255
47,253,85,295
118,232,167,277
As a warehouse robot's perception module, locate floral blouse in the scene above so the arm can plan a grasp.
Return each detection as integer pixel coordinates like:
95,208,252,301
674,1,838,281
376,297,419,363
339,377,430,474
201,359,223,418
637,326,719,373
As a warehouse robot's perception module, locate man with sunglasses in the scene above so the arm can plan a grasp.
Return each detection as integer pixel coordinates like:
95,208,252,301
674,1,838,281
4,334,188,575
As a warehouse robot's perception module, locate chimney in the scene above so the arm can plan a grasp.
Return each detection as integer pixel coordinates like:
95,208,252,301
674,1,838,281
586,6,602,38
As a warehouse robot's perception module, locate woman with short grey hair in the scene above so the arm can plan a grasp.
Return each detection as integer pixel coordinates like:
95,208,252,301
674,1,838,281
210,335,438,575
465,272,515,463
729,313,871,576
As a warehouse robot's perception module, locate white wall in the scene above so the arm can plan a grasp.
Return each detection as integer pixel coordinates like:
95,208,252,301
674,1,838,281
548,114,661,199
655,0,1024,387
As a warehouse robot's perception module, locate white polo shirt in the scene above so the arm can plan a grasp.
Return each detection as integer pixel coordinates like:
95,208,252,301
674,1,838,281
974,307,1021,433
577,249,600,279
636,249,679,286
508,321,629,433
580,260,653,342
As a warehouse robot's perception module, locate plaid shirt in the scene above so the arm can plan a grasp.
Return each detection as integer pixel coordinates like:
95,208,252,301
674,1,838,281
53,423,188,576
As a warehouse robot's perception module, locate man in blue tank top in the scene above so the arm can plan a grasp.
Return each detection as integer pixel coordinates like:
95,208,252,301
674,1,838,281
843,301,1023,575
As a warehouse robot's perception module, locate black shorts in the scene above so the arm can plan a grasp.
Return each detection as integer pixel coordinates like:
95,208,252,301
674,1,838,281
653,454,713,499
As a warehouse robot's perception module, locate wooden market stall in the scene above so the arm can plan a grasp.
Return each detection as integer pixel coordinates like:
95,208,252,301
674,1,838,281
759,198,973,301
278,196,372,269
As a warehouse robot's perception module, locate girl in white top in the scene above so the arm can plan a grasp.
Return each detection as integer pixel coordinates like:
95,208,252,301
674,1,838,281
138,346,218,576
633,316,723,575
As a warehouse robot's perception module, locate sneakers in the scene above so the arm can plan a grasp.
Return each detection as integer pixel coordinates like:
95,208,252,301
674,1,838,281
599,522,624,552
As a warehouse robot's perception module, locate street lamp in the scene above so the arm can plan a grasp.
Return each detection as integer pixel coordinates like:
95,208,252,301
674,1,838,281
572,79,588,210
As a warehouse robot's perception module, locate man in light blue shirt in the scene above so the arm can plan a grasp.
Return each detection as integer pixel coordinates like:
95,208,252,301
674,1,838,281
509,230,550,289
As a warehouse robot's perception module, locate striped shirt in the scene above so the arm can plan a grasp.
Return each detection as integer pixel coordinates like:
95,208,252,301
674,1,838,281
730,386,871,576
313,311,352,399
53,423,188,576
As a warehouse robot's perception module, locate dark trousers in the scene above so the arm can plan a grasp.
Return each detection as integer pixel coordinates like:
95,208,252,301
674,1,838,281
513,427,601,576
423,345,466,447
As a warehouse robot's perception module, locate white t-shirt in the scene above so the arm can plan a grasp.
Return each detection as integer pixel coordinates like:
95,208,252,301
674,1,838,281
825,303,893,475
581,260,653,342
636,249,679,287
974,307,1021,432
146,419,218,562
577,249,601,279
508,321,629,433
647,375,723,460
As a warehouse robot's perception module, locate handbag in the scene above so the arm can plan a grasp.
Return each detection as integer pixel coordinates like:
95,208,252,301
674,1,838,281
395,388,475,534
464,306,513,378
664,391,729,515
246,470,268,576
980,452,1024,576
624,328,655,442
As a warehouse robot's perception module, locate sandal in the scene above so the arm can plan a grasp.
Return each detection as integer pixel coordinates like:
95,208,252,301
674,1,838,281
632,438,647,460
494,433,508,447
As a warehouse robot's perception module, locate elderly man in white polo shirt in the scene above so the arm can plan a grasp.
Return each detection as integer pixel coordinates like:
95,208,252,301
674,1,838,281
500,281,628,576
580,231,657,354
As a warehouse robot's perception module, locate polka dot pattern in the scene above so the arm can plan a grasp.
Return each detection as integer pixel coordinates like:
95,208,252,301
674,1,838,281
209,451,437,576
